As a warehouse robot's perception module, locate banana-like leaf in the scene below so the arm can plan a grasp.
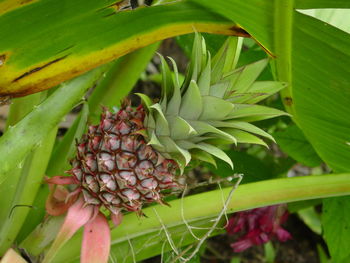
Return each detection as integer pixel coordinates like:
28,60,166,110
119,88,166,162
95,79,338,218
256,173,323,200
190,3,350,261
294,0,350,9
0,0,248,97
193,0,350,171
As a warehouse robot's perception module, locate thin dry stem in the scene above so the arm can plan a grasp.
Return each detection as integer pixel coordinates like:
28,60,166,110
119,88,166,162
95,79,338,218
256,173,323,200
178,174,243,263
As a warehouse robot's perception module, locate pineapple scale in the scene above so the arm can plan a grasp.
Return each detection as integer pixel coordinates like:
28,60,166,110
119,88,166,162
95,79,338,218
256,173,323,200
67,103,178,215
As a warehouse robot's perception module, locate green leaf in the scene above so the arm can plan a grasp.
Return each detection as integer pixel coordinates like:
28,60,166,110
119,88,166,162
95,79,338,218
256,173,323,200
197,53,211,96
0,66,108,186
169,116,196,140
292,12,350,172
199,96,234,120
150,103,170,136
0,94,57,254
148,131,164,151
228,81,287,104
299,9,350,34
0,1,237,96
176,33,228,58
190,0,275,53
298,207,322,235
189,121,236,144
273,125,322,167
159,54,174,109
166,57,182,116
224,58,269,94
226,104,288,122
179,80,203,119
136,93,153,111
211,37,242,83
46,103,89,175
190,149,217,168
211,120,275,142
294,0,350,9
224,129,268,147
323,197,350,263
195,142,233,169
209,82,229,98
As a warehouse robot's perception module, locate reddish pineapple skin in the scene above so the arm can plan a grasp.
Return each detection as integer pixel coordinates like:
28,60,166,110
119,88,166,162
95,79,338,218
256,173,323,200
67,101,178,216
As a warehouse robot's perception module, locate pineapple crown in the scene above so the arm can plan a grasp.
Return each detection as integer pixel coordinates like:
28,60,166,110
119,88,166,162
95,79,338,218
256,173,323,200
138,34,287,173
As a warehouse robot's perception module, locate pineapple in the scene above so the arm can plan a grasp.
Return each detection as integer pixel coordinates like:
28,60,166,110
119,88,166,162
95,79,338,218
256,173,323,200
60,34,286,218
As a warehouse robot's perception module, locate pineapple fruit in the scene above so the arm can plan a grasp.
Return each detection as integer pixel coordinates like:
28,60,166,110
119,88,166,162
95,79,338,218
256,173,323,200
64,34,286,218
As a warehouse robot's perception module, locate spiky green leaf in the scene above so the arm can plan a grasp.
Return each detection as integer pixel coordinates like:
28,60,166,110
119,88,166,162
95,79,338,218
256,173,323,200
179,80,203,119
199,96,234,120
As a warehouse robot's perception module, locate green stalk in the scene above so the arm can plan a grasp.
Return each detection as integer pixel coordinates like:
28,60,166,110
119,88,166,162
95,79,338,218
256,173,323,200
26,173,350,262
273,0,295,116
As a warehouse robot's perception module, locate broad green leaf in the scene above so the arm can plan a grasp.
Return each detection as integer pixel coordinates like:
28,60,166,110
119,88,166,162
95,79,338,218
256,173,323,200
292,12,350,172
299,9,350,34
294,0,350,9
273,125,322,167
190,0,274,53
323,197,350,263
0,1,239,97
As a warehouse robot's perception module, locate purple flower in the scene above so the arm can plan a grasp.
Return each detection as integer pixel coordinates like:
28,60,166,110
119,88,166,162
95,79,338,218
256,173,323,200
226,205,292,252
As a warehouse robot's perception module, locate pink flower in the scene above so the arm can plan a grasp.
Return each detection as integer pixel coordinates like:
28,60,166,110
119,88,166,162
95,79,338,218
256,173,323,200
226,205,291,252
43,176,122,263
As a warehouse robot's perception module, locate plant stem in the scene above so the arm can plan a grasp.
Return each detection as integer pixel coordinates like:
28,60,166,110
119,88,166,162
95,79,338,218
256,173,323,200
42,173,350,262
